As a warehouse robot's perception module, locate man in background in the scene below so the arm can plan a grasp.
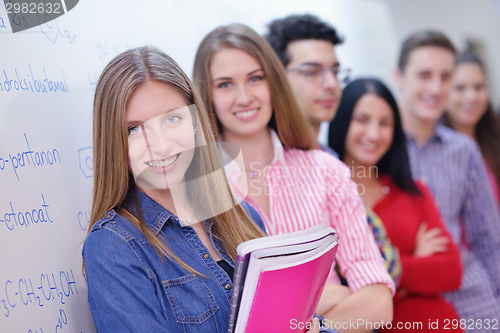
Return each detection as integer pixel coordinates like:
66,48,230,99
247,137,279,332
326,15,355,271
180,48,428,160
394,30,500,327
265,14,346,155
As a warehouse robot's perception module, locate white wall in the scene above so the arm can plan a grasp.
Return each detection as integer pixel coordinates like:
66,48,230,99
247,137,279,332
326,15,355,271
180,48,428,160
383,0,500,107
317,0,500,145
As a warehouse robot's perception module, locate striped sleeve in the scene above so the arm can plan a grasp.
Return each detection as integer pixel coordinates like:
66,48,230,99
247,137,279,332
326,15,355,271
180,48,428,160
327,162,396,294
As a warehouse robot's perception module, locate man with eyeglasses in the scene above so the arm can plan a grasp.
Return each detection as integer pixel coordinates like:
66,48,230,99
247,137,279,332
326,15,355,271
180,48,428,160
265,14,349,154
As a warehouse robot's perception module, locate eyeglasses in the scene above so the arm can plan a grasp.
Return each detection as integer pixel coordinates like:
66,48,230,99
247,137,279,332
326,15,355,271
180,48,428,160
286,64,351,87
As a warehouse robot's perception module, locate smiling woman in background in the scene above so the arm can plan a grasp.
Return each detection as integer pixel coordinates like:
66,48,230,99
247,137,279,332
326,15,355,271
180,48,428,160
193,24,395,331
443,52,500,208
329,78,462,332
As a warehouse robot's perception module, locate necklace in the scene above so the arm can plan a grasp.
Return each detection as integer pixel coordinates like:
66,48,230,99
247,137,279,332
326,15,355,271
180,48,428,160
179,211,194,225
245,167,260,178
381,185,390,195
178,217,193,226
246,166,264,178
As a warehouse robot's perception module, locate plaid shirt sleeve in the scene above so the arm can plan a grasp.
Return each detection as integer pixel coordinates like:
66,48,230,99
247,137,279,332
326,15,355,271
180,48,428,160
463,143,500,296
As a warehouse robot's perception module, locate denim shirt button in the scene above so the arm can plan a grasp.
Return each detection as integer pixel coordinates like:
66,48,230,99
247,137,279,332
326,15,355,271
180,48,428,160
225,284,232,290
220,249,225,254
105,214,111,219
203,253,210,259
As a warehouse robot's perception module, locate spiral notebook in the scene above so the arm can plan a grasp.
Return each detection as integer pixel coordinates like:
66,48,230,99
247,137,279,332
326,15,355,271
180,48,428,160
227,225,339,333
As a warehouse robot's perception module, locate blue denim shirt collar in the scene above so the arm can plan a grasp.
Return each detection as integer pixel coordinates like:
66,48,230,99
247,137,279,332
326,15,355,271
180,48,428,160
84,184,266,333
125,189,184,234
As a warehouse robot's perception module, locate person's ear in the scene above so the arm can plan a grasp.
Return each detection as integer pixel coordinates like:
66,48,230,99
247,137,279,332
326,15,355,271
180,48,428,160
393,68,403,91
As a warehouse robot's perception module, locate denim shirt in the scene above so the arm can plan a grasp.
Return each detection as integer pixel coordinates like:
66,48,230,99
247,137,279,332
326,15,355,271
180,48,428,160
82,190,266,333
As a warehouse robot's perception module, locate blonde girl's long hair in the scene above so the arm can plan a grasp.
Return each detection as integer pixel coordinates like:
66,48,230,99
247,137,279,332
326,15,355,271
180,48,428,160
193,23,317,150
90,46,265,273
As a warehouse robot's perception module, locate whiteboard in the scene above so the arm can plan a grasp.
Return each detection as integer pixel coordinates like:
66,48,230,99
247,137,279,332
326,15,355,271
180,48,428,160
0,1,341,331
5,0,500,331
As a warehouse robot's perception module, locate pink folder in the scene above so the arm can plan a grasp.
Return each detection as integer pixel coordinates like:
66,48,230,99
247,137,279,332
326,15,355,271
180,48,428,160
245,245,338,332
229,226,338,333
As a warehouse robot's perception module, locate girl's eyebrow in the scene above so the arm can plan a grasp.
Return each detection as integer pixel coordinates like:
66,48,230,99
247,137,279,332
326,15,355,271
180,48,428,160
246,68,263,76
126,106,187,126
126,120,142,128
212,68,264,83
213,76,231,83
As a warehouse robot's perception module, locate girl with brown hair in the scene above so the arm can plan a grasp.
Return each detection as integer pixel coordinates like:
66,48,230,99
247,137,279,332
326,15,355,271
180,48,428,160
193,23,395,329
83,45,268,332
443,52,500,208
329,78,462,332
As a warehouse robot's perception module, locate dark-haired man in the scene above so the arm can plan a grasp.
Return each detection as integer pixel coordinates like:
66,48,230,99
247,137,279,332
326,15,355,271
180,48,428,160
265,14,346,153
395,30,500,326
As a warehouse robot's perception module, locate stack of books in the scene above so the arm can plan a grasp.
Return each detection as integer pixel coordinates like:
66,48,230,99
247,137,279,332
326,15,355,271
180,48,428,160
228,225,339,333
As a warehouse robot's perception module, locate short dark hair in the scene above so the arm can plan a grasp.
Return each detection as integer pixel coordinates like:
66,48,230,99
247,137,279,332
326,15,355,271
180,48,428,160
328,78,420,195
265,14,343,67
398,30,456,71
